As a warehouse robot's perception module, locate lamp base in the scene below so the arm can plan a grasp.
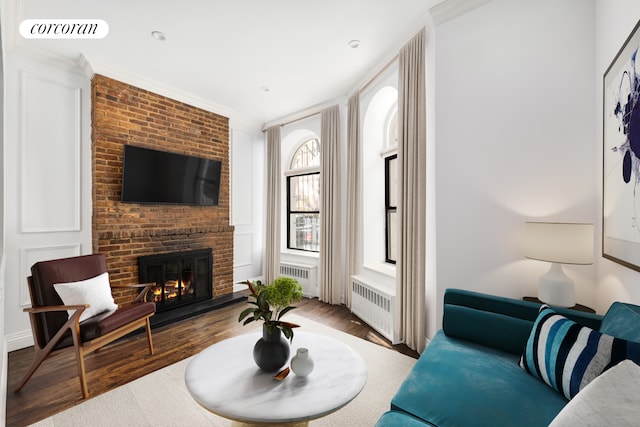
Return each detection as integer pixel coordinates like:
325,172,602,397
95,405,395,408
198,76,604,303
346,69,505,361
538,262,575,308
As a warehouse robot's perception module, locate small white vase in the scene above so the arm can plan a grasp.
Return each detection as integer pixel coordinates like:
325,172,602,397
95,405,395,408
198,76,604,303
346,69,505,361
291,347,314,377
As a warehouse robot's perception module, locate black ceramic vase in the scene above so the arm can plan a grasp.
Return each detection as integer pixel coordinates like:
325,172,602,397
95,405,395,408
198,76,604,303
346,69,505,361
253,324,290,372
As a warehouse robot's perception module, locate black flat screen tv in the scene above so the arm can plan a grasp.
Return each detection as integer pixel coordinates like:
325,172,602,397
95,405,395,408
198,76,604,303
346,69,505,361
121,145,222,206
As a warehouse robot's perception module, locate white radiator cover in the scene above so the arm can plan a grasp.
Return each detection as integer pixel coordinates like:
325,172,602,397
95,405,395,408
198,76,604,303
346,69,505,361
350,275,399,344
279,262,318,297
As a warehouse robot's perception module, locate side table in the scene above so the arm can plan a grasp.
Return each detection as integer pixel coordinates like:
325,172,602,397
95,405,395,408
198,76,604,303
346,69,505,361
522,297,595,314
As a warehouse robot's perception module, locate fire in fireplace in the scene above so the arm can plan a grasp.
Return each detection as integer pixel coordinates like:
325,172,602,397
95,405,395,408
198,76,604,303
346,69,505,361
138,248,213,313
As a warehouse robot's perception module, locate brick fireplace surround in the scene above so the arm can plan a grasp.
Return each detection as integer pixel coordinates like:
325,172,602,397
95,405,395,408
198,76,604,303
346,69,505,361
91,74,234,308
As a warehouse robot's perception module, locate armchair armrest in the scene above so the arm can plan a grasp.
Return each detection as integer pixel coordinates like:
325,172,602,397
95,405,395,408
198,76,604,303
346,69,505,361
24,304,88,314
110,282,156,303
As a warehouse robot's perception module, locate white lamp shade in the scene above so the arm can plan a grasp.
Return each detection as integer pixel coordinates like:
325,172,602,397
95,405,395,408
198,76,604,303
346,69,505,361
524,222,594,265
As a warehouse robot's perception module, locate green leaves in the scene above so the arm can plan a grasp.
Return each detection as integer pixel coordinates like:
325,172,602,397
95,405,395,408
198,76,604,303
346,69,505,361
237,277,303,342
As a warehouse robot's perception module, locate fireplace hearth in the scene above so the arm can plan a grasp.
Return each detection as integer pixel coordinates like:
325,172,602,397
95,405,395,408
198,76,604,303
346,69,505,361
138,248,245,327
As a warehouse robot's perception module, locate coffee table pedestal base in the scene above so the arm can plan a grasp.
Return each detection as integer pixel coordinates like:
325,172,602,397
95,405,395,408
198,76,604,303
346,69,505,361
231,421,308,427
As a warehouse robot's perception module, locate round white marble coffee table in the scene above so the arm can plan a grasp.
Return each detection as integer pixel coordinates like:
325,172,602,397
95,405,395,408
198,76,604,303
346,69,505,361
185,331,367,426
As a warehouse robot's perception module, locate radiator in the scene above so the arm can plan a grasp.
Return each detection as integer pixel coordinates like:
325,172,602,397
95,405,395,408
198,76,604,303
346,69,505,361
350,275,398,344
280,262,318,297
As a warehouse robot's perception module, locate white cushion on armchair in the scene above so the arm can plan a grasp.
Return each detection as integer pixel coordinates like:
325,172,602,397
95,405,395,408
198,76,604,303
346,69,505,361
53,272,118,322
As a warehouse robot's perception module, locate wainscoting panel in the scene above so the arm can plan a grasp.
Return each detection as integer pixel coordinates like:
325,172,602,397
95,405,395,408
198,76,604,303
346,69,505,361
19,72,81,233
234,231,254,268
19,245,81,307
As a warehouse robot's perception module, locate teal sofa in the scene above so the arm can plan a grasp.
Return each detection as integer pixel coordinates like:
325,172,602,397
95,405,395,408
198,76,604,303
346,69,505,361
375,288,640,427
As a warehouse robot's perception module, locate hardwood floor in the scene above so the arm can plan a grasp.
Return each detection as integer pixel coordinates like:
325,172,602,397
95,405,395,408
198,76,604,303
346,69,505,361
6,297,419,426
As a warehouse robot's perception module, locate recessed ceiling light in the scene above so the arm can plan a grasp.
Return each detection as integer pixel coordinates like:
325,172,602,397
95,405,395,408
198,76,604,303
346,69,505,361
151,31,166,41
260,86,270,92
348,39,360,49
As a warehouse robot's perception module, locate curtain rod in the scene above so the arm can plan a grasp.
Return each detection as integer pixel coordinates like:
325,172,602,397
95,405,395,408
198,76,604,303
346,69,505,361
262,97,342,131
261,110,321,132
278,110,321,128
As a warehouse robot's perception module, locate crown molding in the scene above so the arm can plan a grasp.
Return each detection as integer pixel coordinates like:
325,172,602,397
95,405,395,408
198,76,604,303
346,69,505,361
88,58,233,116
3,0,88,76
88,58,263,132
429,0,492,25
78,54,95,79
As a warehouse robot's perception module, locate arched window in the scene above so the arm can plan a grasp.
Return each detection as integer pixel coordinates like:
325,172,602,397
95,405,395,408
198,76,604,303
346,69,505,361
287,138,320,252
291,138,320,169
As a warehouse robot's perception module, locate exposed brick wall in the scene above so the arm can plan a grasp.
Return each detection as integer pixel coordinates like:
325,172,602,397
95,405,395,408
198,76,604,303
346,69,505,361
91,74,234,305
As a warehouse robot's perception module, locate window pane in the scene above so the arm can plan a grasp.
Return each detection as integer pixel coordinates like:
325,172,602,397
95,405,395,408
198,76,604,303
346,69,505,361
387,156,398,208
387,210,397,263
290,138,320,169
289,173,320,211
289,213,320,252
387,109,398,149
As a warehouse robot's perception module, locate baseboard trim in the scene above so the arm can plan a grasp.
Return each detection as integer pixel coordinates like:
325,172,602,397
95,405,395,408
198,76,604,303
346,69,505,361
6,330,33,353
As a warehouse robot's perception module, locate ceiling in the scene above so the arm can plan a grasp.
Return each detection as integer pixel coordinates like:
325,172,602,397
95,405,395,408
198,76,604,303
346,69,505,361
10,0,444,129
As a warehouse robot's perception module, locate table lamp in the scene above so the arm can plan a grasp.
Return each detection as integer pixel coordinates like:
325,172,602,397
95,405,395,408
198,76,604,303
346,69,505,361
524,222,594,307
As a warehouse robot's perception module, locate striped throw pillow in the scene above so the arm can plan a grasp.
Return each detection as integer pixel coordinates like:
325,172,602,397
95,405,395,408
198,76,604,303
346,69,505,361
519,305,640,399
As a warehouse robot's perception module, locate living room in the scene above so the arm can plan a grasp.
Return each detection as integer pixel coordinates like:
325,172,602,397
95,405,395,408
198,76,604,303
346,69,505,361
2,0,640,425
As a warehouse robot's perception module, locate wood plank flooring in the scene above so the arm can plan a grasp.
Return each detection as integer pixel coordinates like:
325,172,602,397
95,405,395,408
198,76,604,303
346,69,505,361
6,297,419,426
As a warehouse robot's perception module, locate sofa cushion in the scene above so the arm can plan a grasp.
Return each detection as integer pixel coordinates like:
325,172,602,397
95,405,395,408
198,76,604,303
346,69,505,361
79,302,155,342
443,288,602,355
549,360,640,426
375,411,434,427
520,305,640,399
52,301,156,350
391,330,568,427
600,302,640,343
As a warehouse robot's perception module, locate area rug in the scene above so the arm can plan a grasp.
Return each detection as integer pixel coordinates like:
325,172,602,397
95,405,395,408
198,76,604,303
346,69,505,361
30,314,416,427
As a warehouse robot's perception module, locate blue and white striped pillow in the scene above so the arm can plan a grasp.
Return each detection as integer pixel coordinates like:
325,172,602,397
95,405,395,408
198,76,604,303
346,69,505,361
519,305,640,399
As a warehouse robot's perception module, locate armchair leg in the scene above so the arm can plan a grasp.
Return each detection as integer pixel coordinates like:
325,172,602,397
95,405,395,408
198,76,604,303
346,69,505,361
71,325,89,399
15,314,81,394
145,317,155,355
14,346,52,393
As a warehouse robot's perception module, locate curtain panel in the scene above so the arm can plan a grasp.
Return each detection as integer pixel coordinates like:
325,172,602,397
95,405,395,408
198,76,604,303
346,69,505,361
264,126,281,285
343,94,361,308
319,105,342,304
397,28,427,353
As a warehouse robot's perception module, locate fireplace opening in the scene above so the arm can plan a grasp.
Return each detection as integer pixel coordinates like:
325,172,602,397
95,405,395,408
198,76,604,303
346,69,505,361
139,248,213,313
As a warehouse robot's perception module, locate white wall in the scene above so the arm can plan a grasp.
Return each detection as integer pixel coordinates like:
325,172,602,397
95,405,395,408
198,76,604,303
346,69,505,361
231,128,264,284
595,0,640,313
3,53,92,351
0,31,6,425
430,0,598,336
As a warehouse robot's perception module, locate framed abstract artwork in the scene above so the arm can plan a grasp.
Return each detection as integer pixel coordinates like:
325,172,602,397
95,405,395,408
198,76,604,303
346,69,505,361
603,19,640,271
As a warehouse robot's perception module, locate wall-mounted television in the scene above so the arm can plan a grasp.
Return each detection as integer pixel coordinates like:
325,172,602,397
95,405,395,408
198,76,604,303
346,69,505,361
121,145,222,206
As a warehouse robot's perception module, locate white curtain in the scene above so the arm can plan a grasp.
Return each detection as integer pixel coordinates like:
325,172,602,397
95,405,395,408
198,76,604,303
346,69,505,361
319,105,342,304
396,29,427,352
264,126,281,284
343,94,361,308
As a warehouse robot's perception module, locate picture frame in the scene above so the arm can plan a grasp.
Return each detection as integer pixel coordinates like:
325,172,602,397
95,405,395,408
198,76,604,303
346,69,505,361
603,18,640,272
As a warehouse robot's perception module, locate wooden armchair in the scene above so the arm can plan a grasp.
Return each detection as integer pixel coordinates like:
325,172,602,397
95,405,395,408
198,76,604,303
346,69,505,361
15,254,156,398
